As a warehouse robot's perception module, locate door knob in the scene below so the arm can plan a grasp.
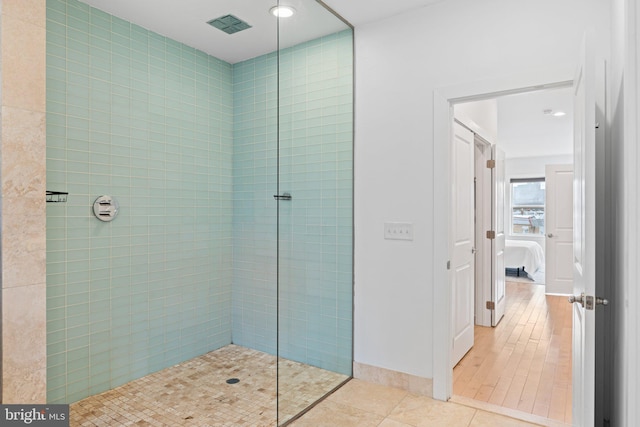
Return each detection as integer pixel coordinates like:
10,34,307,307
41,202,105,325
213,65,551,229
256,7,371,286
569,293,609,310
568,293,584,307
547,233,554,238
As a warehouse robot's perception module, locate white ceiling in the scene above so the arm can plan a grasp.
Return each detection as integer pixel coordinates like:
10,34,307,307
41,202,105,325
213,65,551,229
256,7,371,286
497,87,574,159
79,0,442,63
322,0,445,26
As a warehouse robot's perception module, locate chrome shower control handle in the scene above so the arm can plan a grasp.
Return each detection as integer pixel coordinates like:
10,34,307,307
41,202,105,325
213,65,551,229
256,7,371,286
93,195,119,222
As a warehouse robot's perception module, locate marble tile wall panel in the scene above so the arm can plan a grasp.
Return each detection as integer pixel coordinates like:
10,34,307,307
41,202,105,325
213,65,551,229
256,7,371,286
1,0,48,404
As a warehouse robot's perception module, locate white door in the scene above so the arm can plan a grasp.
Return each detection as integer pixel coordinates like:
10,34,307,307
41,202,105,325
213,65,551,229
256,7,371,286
491,146,506,326
451,122,475,366
545,164,574,295
571,36,600,427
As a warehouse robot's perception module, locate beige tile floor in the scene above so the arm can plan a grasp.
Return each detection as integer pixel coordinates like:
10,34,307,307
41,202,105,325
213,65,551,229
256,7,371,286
291,379,546,427
70,344,550,426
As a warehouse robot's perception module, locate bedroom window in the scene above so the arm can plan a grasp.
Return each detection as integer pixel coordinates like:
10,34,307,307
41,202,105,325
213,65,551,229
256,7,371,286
510,178,545,235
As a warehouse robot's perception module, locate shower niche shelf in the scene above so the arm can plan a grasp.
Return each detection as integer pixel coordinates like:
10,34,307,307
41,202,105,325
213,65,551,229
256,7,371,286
46,191,68,203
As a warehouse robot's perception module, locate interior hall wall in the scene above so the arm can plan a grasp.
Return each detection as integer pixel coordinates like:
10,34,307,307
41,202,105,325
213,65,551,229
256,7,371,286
353,0,610,380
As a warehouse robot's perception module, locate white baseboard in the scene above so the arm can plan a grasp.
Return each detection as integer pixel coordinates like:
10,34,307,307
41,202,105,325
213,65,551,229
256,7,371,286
545,283,572,295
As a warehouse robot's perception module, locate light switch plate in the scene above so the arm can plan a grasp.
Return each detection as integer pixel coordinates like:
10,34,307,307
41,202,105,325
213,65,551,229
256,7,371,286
384,222,413,241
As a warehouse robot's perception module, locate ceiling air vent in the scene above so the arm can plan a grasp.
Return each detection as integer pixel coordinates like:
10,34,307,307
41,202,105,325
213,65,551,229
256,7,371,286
207,14,252,35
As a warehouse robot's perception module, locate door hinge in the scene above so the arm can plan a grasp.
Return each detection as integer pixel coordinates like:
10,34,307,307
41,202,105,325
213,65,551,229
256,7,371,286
486,230,496,239
486,159,495,169
447,260,451,270
486,301,495,310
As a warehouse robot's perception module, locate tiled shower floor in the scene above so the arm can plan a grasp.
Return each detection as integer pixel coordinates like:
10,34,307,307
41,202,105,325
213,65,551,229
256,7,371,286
70,345,349,426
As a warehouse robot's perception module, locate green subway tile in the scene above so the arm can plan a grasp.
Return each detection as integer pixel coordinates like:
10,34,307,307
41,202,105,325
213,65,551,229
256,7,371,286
48,21,67,43
47,54,67,70
67,325,91,346
90,332,110,352
47,362,68,381
47,339,67,357
89,370,110,387
67,14,89,33
48,374,68,396
89,6,111,26
67,5,90,23
111,16,131,35
66,378,90,398
48,0,67,14
47,0,352,401
68,28,90,48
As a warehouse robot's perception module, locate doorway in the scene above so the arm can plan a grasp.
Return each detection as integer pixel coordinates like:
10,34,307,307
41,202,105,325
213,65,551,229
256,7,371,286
446,85,575,424
432,70,577,390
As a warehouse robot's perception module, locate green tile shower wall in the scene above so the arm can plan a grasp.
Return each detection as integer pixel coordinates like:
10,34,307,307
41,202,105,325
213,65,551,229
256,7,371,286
46,0,353,404
232,31,353,375
46,0,234,403
231,52,279,355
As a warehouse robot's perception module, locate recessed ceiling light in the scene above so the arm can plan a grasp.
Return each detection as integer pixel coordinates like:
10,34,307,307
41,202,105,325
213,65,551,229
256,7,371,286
542,109,566,117
270,5,295,18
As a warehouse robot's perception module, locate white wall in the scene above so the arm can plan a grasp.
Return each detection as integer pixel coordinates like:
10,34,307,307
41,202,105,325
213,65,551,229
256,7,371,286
354,0,610,380
454,99,497,143
610,0,637,424
505,155,573,178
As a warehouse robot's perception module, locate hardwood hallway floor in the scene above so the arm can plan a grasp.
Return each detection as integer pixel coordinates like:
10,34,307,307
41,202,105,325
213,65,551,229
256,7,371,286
453,281,572,424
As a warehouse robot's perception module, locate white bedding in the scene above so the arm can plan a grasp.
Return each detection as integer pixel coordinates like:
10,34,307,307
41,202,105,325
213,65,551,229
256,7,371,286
505,240,545,278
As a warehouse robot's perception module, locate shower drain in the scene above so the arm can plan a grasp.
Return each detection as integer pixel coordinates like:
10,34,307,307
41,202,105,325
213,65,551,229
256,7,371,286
226,378,240,384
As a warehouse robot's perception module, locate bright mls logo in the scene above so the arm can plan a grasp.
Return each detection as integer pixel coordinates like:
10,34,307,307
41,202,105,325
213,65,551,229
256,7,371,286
1,405,69,426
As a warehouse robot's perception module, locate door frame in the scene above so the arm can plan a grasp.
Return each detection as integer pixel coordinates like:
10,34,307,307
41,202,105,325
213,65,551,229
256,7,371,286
473,134,493,328
432,70,574,401
628,3,640,425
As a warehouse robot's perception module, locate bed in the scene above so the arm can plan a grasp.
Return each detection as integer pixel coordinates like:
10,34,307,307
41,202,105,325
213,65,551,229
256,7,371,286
505,240,545,279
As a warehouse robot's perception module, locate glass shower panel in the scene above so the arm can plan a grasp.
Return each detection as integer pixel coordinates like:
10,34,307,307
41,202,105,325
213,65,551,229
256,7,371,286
229,3,280,423
276,1,353,424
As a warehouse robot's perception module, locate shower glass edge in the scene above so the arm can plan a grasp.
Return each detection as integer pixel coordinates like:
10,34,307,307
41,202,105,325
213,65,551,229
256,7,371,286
276,1,354,425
